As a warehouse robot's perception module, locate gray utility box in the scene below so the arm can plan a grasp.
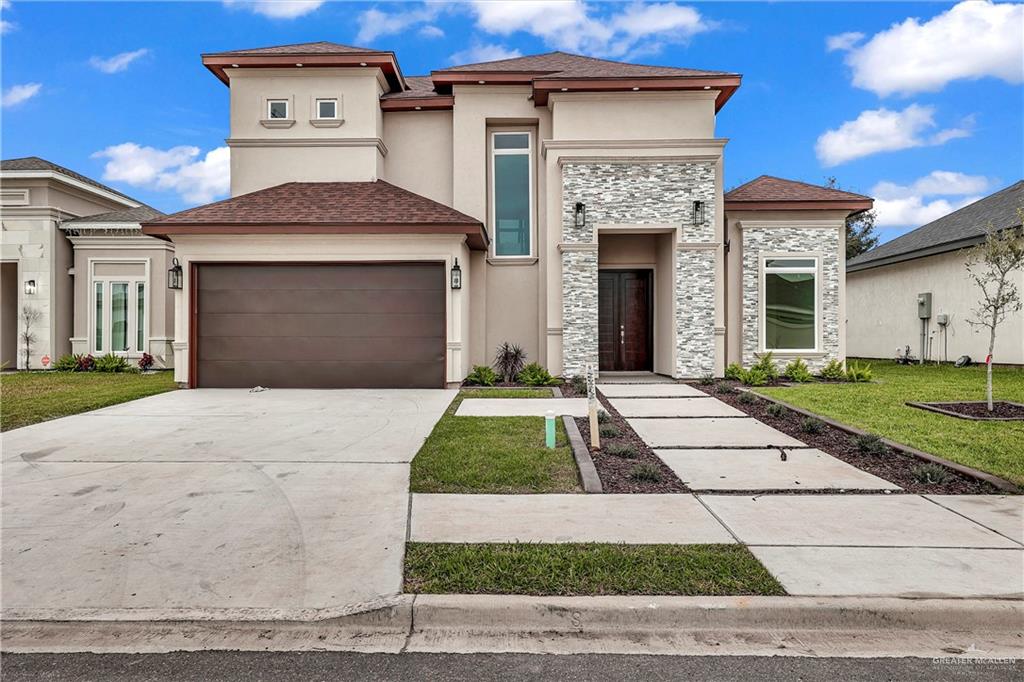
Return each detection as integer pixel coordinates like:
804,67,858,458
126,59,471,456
917,292,932,319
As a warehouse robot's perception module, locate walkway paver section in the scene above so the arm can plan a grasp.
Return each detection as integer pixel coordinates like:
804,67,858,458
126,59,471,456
700,495,1020,548
629,418,805,448
657,448,901,491
609,398,746,418
409,494,734,544
456,398,588,417
752,546,1024,598
597,384,708,398
924,496,1024,545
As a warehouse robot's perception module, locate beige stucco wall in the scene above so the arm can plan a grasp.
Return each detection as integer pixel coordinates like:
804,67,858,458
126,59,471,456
382,110,453,206
549,92,717,140
847,249,1024,365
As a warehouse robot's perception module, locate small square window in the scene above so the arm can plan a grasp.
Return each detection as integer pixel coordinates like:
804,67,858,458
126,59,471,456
317,99,337,119
268,100,289,119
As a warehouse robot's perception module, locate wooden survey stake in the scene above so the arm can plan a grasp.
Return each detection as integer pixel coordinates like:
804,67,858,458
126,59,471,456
586,363,600,449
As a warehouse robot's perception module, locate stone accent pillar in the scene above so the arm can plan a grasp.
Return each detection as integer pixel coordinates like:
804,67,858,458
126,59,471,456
559,244,598,378
676,246,717,377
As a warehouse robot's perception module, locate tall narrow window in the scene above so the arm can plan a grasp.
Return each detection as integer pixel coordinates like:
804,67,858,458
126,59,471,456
136,283,145,352
763,258,817,351
491,132,532,257
111,282,128,352
94,282,103,352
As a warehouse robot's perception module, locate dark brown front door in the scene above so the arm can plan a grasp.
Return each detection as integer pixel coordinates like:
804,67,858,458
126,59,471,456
598,270,653,372
194,263,445,388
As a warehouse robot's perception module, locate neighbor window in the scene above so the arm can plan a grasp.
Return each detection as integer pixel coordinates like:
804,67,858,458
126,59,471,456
763,257,818,351
316,98,337,119
94,282,103,352
267,99,289,119
136,282,145,351
92,269,147,356
491,132,532,257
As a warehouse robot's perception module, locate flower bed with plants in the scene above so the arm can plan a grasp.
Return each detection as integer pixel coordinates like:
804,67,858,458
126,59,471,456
51,352,154,373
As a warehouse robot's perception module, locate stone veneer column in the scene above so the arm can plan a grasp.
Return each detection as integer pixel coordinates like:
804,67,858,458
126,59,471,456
559,245,599,378
676,246,717,376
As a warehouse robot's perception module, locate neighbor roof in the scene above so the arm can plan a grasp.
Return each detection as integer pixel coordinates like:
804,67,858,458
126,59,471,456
203,41,379,56
0,156,142,206
725,175,873,212
436,51,734,79
142,181,488,249
62,205,165,225
847,180,1024,272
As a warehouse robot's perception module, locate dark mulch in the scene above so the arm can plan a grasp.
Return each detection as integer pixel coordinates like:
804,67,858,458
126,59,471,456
573,391,688,494
916,401,1024,420
696,381,1002,495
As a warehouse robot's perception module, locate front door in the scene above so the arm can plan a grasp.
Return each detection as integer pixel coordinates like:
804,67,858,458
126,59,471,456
598,270,653,372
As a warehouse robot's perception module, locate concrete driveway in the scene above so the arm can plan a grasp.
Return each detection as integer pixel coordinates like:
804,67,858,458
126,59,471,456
1,388,455,620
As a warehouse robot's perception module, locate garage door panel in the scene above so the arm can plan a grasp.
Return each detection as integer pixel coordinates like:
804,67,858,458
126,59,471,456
200,312,444,338
198,335,442,363
199,264,443,291
199,288,445,315
198,361,443,389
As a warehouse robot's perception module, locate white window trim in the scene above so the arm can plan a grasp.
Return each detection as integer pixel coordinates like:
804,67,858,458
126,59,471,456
489,130,535,259
267,98,289,120
315,98,338,119
759,254,820,354
89,259,150,357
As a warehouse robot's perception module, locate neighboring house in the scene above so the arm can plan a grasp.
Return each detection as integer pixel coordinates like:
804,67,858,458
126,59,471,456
142,42,872,389
847,181,1024,365
0,157,173,369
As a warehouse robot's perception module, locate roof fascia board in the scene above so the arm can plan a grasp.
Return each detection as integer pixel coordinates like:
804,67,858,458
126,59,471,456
380,96,454,111
725,200,873,212
203,53,406,91
141,222,490,249
0,171,140,208
847,235,989,272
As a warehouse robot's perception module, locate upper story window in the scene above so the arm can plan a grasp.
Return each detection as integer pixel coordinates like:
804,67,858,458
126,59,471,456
762,257,818,352
491,131,533,258
267,99,289,119
316,98,338,119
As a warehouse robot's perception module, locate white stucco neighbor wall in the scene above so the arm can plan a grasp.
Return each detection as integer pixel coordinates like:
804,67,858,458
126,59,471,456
847,249,1024,365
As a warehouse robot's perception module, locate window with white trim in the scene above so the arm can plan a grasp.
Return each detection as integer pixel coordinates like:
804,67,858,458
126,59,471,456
490,131,533,257
315,98,338,119
92,268,148,356
267,99,289,119
762,257,818,351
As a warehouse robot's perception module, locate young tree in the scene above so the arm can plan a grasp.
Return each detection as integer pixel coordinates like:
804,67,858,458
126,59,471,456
965,211,1024,411
19,305,42,370
825,177,879,259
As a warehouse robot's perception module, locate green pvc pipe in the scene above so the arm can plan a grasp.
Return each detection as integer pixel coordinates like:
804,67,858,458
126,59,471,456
545,410,556,449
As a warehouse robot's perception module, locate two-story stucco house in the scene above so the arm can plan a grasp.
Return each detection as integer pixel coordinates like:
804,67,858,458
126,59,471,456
143,42,872,389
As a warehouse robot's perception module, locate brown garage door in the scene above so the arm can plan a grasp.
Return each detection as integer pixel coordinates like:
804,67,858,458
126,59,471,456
194,263,445,388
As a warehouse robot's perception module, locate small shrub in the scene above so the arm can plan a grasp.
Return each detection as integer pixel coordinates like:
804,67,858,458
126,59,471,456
783,358,814,383
604,442,638,459
724,362,744,381
599,424,621,438
716,382,736,394
494,342,527,383
912,463,951,485
52,354,79,372
518,362,560,386
137,352,155,371
800,417,825,434
737,391,756,404
75,354,96,372
698,373,715,386
740,367,769,387
820,359,846,381
597,409,611,424
630,463,664,483
751,352,780,382
94,353,131,373
465,365,498,386
855,433,888,455
570,375,587,395
845,361,873,383
765,402,788,418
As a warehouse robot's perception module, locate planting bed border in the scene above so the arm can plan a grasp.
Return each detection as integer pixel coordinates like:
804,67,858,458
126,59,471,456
906,400,1024,422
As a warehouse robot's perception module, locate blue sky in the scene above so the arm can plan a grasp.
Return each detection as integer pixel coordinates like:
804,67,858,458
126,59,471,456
2,1,1021,243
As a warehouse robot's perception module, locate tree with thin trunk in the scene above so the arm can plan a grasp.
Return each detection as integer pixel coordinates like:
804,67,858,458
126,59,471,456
19,305,42,370
965,210,1024,411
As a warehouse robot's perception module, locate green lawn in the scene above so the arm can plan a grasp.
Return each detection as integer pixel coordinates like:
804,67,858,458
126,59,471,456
459,387,553,398
1,371,177,431
757,360,1024,487
409,390,580,494
404,543,785,596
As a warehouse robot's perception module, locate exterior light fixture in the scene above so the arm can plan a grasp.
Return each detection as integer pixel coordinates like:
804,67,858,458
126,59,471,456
359,62,367,67
296,63,303,67
574,201,586,228
632,87,640,91
478,80,486,84
230,63,239,68
692,200,705,225
24,279,36,295
703,85,711,90
561,87,568,92
450,258,462,290
415,106,422,110
167,258,183,290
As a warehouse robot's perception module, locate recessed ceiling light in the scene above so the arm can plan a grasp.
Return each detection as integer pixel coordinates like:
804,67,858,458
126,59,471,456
360,62,367,67
561,87,568,92
296,63,303,67
703,85,711,90
230,63,239,68
632,87,640,91
415,106,422,110
478,80,486,84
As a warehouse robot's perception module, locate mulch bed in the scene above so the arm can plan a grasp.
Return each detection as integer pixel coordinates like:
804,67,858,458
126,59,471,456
910,401,1024,421
696,380,1003,495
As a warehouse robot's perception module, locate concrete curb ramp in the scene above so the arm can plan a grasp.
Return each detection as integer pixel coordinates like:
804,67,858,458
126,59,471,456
4,596,1022,657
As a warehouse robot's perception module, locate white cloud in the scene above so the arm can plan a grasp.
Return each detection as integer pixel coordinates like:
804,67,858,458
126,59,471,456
825,31,863,53
356,4,444,43
832,1,1024,96
92,143,230,205
815,104,972,166
870,170,991,227
222,0,323,19
449,42,522,65
2,82,41,108
89,49,150,74
419,24,444,39
1,0,15,35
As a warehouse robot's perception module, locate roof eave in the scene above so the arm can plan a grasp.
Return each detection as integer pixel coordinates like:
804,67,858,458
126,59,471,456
380,95,455,111
725,199,874,212
531,75,742,109
202,52,407,92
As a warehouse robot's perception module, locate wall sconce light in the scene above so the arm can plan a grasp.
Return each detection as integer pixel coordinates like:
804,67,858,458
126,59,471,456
24,279,36,295
450,258,462,290
167,258,183,290
692,200,705,225
574,201,586,228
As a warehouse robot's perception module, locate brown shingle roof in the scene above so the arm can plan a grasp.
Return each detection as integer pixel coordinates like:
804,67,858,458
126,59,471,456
436,51,733,79
380,75,442,100
63,205,165,225
1,156,142,205
726,175,872,203
203,41,379,57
